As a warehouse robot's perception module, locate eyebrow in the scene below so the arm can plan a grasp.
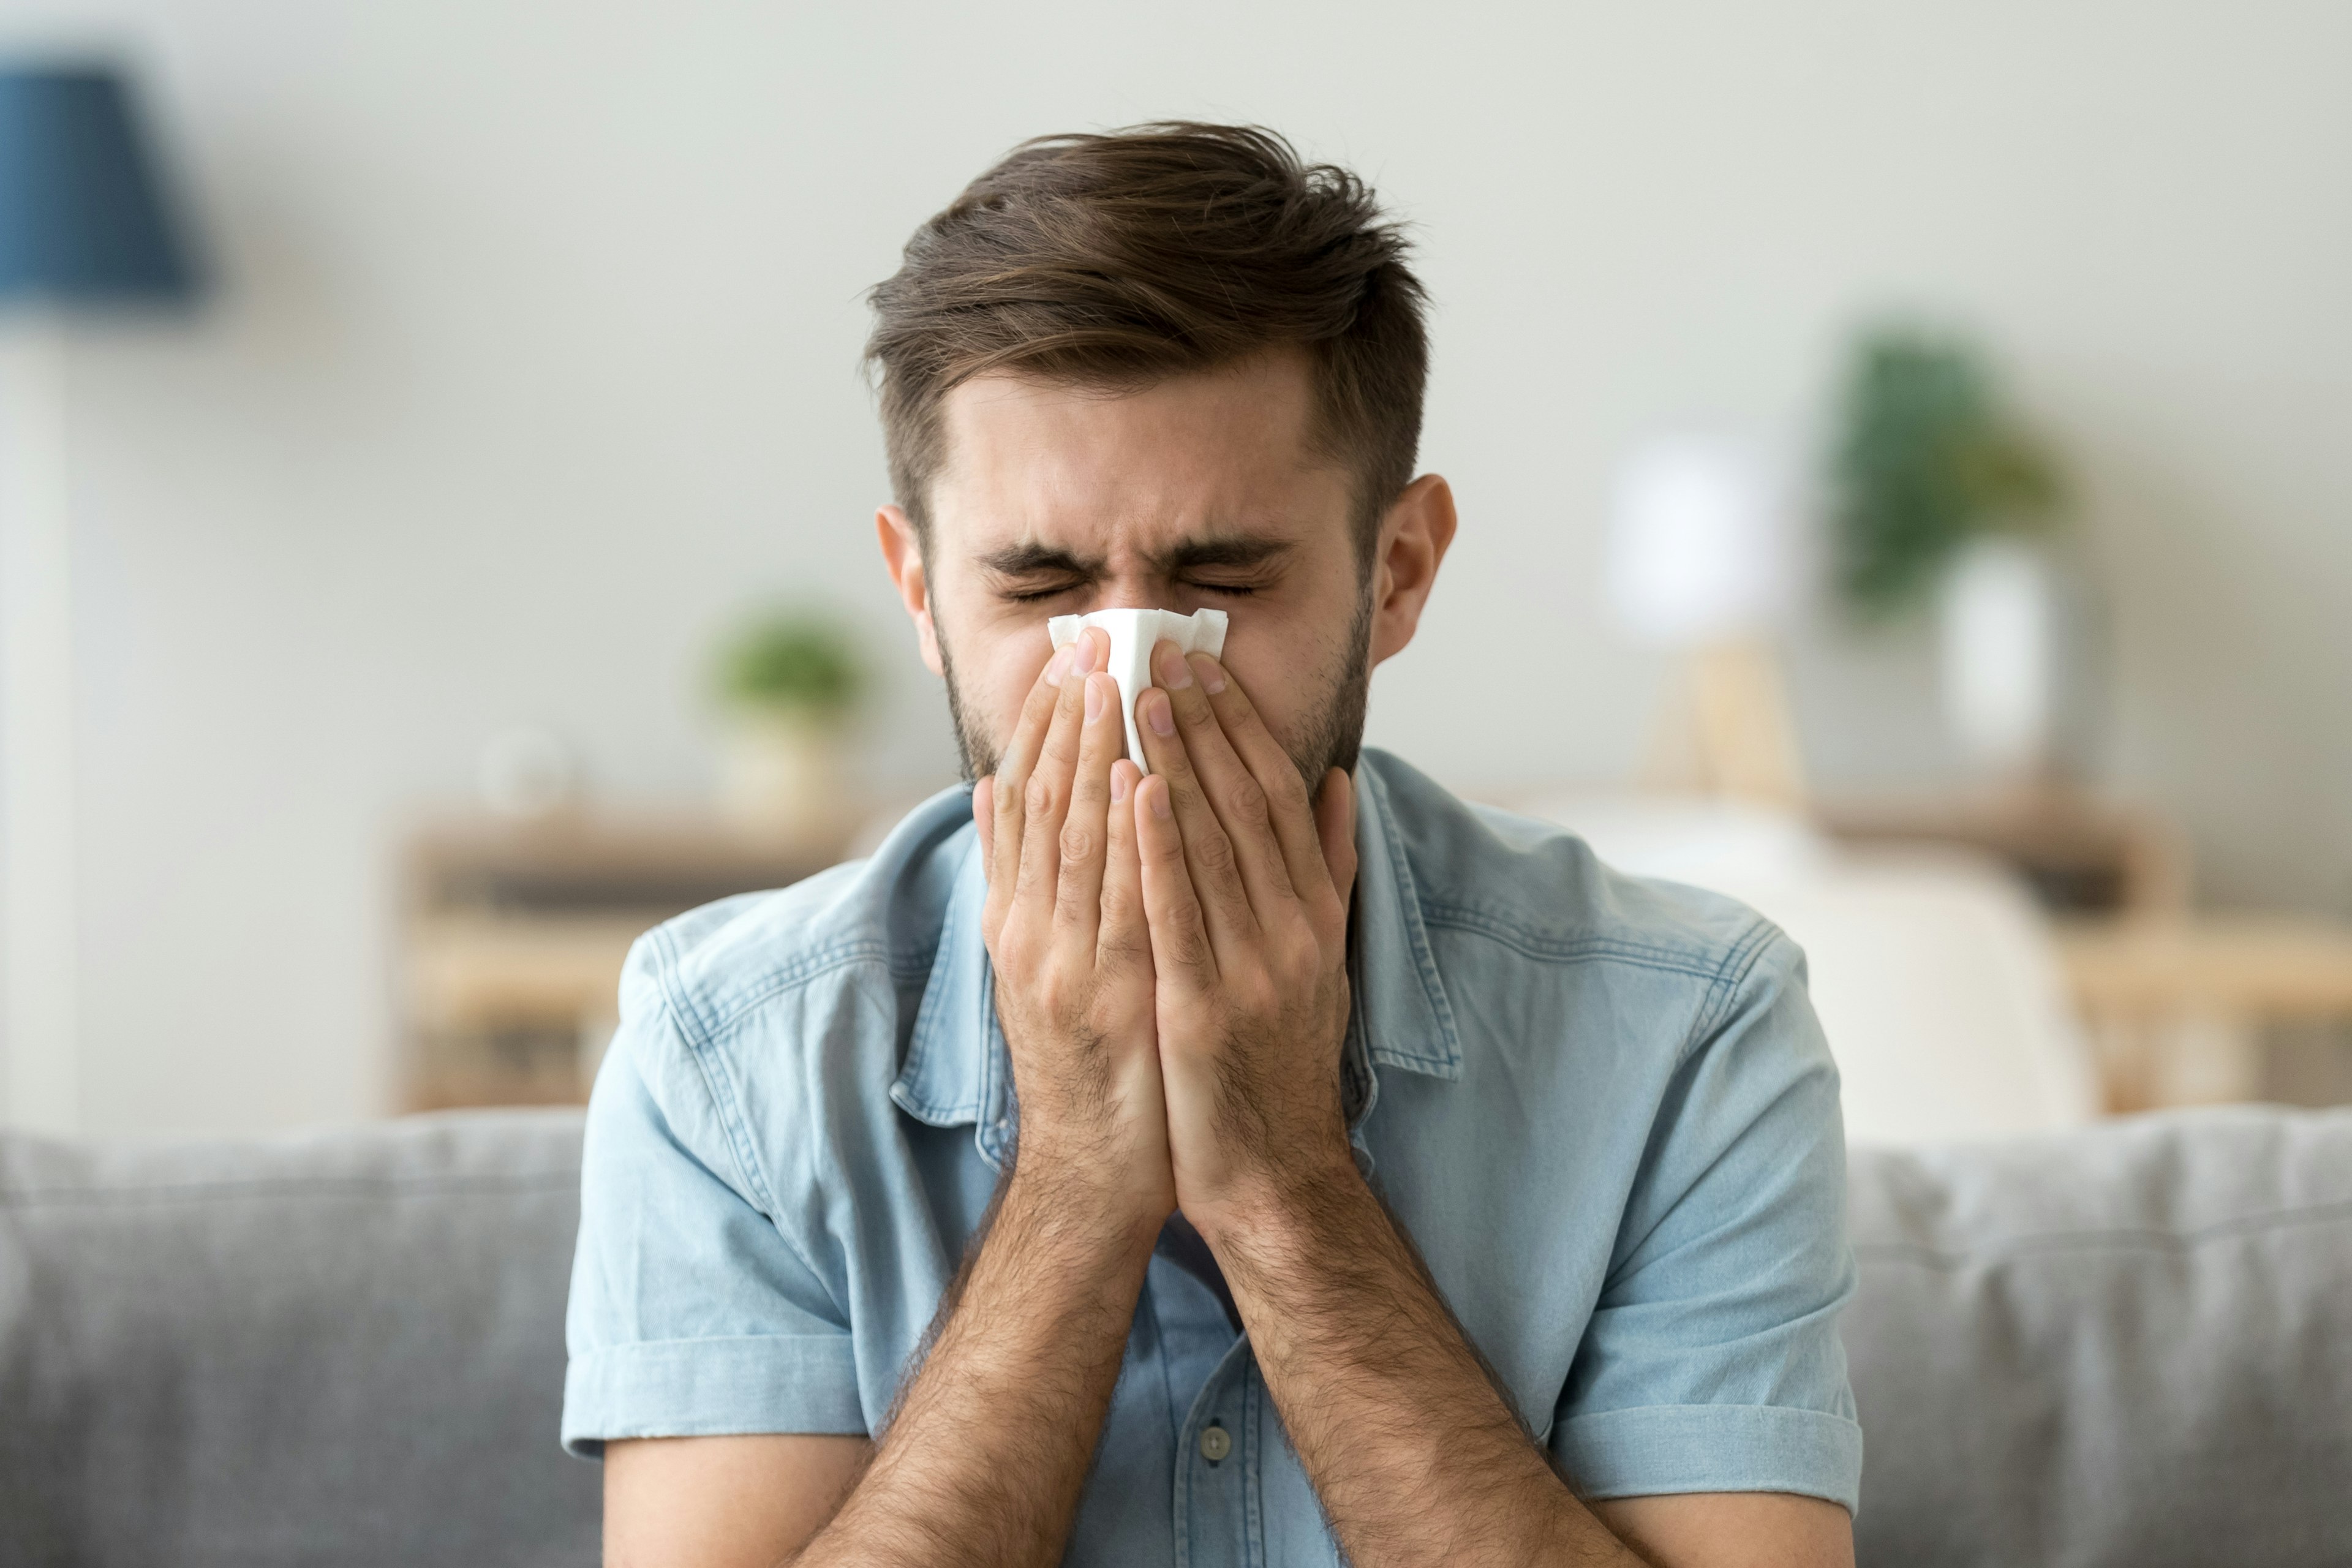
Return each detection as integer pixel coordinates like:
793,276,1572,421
976,534,1295,579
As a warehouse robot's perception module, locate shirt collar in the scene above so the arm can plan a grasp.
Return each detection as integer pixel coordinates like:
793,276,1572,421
892,758,1461,1173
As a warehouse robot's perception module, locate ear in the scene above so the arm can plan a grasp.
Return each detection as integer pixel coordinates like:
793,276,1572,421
876,504,945,677
1366,474,1457,667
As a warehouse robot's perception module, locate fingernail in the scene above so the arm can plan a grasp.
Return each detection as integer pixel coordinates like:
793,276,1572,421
1084,674,1106,723
1155,642,1193,689
1194,655,1226,695
1149,782,1172,819
1072,633,1099,675
1110,766,1131,803
1145,691,1175,737
1044,647,1072,687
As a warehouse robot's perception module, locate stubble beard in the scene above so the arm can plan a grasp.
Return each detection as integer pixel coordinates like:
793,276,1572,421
943,587,1374,793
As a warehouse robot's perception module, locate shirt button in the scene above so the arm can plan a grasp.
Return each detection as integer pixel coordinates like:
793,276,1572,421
1198,1423,1232,1463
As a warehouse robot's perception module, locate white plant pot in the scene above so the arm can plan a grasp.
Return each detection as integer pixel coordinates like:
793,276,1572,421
1939,536,2065,783
718,711,851,845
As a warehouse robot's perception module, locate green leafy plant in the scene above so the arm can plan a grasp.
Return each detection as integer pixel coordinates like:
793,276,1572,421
1831,326,2067,620
713,606,865,722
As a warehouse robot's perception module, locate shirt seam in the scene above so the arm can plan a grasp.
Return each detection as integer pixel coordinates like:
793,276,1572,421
684,938,898,1041
1416,901,1740,981
895,835,978,1123
1371,772,1463,1071
652,927,902,1325
649,922,785,1222
1676,916,1782,1071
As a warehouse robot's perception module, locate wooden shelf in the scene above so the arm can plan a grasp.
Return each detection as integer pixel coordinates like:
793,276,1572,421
395,807,850,1110
2058,914,2352,1019
1817,787,2190,917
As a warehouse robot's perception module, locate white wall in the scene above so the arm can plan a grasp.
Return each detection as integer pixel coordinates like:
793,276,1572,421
6,0,2348,1134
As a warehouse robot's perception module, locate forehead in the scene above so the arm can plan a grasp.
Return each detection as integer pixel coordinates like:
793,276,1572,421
928,351,1350,556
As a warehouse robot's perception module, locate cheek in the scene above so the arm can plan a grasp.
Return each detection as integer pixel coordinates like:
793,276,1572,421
1221,646,1310,745
965,628,1056,741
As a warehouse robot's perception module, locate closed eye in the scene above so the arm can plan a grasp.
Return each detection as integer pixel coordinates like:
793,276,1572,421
998,580,1085,604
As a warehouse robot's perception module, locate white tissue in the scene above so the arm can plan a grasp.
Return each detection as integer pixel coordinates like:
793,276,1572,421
1047,608,1229,769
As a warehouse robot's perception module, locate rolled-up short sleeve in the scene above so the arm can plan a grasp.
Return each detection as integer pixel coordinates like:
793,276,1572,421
1550,929,1864,1512
561,934,867,1458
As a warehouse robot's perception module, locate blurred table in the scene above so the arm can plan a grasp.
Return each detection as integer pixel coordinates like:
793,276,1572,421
1817,788,2189,918
1817,789,2352,1110
2057,914,2352,1109
397,811,847,1109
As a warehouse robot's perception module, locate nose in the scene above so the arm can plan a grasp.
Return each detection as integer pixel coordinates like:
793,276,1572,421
1088,569,1172,612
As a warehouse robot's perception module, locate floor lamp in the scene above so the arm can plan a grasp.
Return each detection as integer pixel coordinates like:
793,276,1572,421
0,66,197,1133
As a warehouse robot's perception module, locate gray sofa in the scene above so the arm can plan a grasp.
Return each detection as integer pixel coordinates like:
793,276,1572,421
4,1106,2348,1567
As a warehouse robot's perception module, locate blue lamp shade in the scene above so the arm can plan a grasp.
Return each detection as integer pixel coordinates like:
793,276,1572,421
0,66,195,303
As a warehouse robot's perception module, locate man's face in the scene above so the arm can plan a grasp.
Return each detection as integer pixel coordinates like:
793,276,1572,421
910,352,1373,782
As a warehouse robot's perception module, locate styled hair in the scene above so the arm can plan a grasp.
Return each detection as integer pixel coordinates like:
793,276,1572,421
864,122,1428,557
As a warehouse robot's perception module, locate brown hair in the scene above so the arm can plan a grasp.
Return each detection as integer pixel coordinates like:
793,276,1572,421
865,122,1428,559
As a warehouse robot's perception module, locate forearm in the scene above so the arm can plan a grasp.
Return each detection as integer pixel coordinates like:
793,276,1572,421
1212,1165,1640,1568
796,1163,1157,1567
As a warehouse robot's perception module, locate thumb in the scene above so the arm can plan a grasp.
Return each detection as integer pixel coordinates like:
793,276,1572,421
1314,767,1357,904
973,775,994,873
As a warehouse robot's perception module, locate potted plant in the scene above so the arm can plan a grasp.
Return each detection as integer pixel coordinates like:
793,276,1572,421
1830,326,2074,782
710,606,866,845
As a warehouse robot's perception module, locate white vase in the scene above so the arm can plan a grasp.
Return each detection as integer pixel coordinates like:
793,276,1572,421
1938,536,2068,783
718,710,852,847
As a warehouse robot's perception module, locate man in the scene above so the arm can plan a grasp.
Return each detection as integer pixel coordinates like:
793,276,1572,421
564,123,1861,1567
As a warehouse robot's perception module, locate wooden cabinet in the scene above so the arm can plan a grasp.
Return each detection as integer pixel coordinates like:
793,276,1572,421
396,813,845,1109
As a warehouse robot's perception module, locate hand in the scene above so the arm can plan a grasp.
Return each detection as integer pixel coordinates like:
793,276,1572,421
1129,639,1360,1244
977,628,1173,1234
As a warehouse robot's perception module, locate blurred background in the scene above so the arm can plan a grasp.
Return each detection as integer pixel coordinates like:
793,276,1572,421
2,0,2347,1142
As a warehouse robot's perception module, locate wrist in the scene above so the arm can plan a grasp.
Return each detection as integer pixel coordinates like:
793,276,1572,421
1000,1146,1169,1262
1185,1140,1367,1261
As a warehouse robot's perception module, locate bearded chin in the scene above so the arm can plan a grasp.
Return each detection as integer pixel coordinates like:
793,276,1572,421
941,592,1372,791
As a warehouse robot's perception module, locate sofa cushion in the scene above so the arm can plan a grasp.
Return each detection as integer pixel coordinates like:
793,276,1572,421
0,1109,596,1568
6,1102,2348,1566
1845,1106,2352,1567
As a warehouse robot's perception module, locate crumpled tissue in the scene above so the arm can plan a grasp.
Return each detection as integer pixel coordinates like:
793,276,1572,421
1047,608,1229,770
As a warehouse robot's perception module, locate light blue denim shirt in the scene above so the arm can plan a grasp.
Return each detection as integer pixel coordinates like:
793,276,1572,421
563,749,1863,1558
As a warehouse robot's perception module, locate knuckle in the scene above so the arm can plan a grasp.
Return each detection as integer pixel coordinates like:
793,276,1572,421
1178,697,1220,733
1023,774,1058,819
1058,820,1095,863
1268,765,1311,815
1224,778,1269,829
1169,922,1213,971
1194,827,1238,876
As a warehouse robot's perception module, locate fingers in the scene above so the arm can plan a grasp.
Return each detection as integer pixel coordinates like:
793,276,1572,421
1011,633,1098,912
986,638,1074,910
1051,669,1123,943
1134,644,1260,959
1098,760,1149,973
1314,767,1359,910
1186,650,1337,914
1133,773,1219,993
